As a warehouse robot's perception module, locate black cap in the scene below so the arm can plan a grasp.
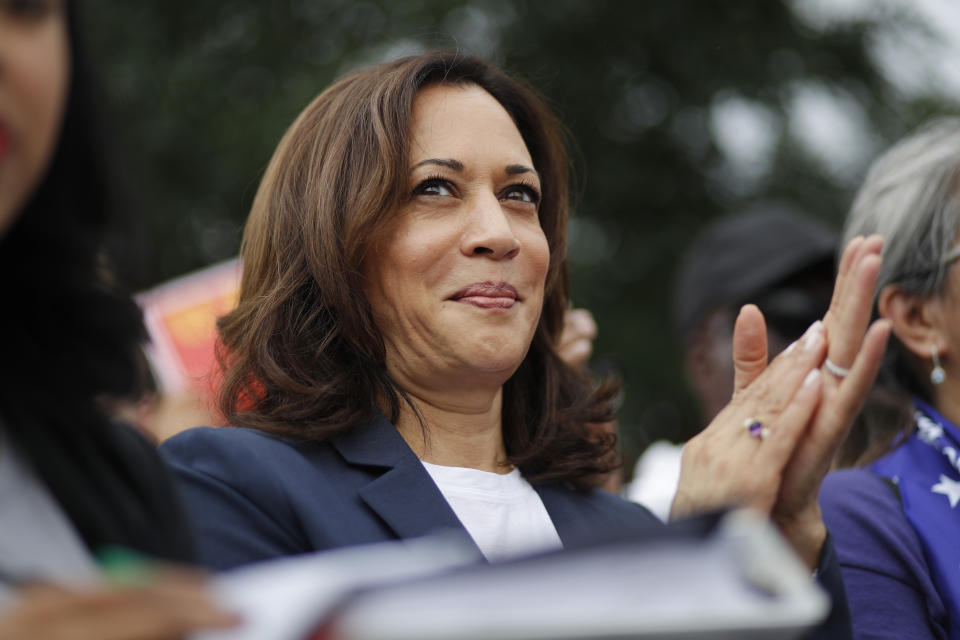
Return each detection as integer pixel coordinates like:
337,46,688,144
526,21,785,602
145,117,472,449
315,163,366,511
673,206,838,338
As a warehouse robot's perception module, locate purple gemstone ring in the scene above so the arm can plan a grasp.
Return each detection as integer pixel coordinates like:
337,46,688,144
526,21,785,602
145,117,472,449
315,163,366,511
743,418,770,441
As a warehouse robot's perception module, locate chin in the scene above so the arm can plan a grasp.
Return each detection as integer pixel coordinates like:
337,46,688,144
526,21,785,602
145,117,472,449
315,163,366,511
461,338,530,376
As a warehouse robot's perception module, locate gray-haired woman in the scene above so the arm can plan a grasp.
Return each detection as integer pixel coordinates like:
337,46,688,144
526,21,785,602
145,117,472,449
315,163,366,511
821,118,960,640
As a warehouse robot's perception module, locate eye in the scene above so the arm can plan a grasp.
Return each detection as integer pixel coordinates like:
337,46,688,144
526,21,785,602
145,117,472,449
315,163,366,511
501,184,541,206
412,176,458,198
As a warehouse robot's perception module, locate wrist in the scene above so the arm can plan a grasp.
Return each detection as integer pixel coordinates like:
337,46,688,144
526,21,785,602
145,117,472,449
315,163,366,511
775,506,827,571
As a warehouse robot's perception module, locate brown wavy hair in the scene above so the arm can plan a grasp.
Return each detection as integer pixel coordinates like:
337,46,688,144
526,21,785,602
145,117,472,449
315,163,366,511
218,51,618,487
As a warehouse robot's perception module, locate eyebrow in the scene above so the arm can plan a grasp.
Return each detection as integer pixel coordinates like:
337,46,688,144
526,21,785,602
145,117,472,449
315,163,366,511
409,158,539,179
411,158,464,172
506,164,538,178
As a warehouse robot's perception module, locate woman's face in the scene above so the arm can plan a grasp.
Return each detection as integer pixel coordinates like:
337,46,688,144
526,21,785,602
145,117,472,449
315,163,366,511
364,83,550,394
936,254,960,375
0,0,70,237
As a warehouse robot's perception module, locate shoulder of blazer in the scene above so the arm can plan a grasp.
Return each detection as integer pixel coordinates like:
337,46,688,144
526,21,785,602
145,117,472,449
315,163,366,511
161,413,416,492
162,417,472,551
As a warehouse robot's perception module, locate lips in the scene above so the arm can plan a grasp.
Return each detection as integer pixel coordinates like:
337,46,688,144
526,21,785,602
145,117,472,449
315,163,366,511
450,281,519,309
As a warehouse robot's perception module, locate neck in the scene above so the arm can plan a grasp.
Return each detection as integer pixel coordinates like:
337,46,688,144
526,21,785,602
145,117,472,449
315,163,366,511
933,374,960,428
389,385,511,474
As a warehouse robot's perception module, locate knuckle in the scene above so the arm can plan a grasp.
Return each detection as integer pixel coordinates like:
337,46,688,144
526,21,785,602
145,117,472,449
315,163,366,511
744,378,770,402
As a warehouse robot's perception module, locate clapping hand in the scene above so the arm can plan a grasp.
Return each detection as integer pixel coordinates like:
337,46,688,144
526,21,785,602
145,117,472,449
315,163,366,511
670,235,890,568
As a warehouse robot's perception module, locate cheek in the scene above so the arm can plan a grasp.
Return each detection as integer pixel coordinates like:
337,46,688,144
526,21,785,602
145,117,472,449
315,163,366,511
526,226,551,291
944,292,960,351
386,216,462,291
0,15,70,233
363,222,442,320
23,22,70,173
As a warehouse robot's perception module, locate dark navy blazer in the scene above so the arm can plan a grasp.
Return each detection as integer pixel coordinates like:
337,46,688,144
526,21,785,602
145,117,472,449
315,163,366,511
160,412,660,571
160,413,851,638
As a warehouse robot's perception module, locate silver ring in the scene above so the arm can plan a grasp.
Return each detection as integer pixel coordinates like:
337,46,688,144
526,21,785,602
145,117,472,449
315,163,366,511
743,418,769,441
824,358,850,379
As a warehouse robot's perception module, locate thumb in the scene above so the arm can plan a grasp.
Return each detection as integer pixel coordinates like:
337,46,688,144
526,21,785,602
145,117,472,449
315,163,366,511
732,304,768,395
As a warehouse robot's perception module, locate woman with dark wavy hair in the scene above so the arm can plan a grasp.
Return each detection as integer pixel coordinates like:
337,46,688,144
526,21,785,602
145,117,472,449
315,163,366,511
215,52,615,487
163,51,888,614
0,2,234,637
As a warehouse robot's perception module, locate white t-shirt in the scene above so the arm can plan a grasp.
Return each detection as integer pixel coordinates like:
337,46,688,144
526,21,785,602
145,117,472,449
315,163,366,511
421,461,563,562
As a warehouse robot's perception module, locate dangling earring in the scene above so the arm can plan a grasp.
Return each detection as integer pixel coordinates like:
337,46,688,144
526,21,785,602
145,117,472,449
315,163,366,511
931,345,946,385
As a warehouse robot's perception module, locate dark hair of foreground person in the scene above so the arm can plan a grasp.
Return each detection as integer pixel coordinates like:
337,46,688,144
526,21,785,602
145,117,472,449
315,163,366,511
0,2,192,560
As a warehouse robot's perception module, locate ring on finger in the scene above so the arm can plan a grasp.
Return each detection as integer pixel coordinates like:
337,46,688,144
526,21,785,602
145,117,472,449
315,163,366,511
743,417,770,441
824,357,850,379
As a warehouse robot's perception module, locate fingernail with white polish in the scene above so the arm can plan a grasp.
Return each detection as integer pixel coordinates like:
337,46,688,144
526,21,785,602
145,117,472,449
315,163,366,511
803,321,824,351
785,341,797,355
804,368,821,387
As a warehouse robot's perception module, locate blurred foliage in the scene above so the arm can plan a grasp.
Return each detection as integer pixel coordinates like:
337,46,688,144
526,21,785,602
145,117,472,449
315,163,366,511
83,1,958,471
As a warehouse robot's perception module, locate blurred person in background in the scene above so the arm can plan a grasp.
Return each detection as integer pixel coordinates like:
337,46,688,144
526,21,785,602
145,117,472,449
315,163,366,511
558,308,600,370
628,208,837,519
557,307,623,493
161,53,889,640
0,1,234,636
821,118,960,640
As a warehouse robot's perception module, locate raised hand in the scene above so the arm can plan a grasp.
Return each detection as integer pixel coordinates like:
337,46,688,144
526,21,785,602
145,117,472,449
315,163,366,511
558,308,599,369
670,235,890,568
670,306,827,522
772,235,890,566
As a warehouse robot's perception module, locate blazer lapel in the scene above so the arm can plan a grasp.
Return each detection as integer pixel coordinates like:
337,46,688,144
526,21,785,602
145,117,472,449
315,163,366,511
535,483,597,549
331,411,476,548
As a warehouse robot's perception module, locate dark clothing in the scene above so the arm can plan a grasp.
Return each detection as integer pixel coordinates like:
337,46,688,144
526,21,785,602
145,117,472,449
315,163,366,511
821,468,947,639
6,411,195,563
162,412,851,639
160,412,658,569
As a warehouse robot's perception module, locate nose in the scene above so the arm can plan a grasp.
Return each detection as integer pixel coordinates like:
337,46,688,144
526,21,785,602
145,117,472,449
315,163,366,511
460,192,521,260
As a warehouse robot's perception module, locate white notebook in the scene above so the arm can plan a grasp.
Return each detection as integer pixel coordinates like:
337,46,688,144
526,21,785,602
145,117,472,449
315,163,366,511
194,510,829,640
